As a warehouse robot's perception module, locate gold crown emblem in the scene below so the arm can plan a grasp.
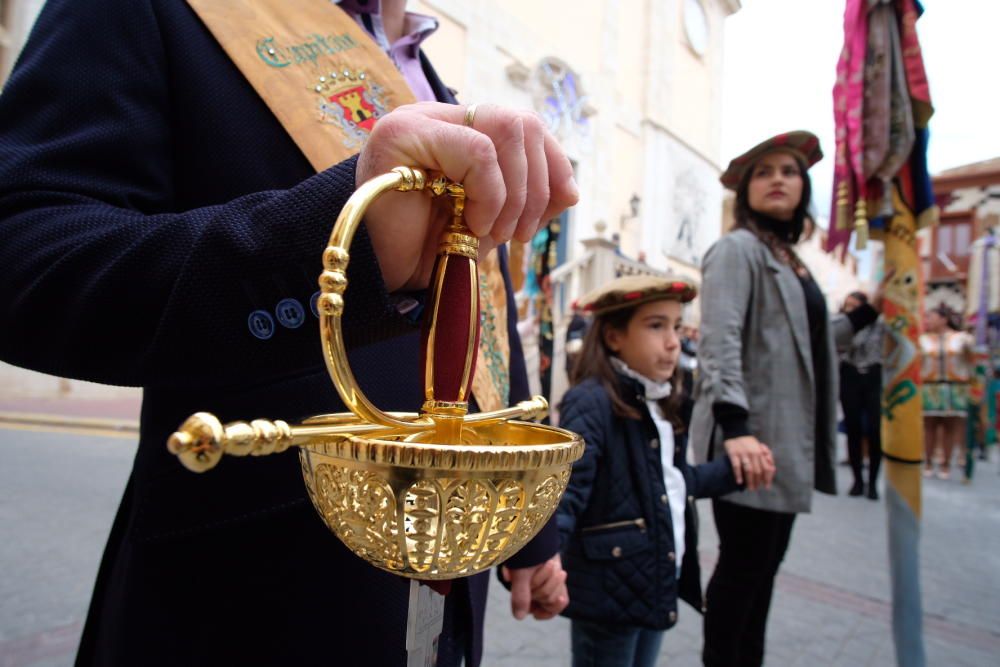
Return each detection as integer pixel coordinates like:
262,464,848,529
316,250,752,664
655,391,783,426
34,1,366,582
312,68,368,96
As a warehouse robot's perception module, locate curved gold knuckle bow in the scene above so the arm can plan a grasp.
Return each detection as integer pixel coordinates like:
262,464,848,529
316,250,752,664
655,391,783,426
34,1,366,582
167,166,583,579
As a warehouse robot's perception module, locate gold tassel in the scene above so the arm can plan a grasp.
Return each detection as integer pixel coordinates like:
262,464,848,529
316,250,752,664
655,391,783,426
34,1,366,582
854,199,868,250
835,181,849,233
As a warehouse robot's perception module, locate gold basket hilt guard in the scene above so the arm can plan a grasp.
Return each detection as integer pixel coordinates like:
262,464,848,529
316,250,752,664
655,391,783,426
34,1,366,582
318,167,480,442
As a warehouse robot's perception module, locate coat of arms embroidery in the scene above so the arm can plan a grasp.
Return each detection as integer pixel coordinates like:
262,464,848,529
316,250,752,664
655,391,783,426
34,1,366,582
314,69,390,150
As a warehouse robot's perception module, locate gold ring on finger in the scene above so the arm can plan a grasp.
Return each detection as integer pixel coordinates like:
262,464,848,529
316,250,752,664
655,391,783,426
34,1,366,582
463,104,478,129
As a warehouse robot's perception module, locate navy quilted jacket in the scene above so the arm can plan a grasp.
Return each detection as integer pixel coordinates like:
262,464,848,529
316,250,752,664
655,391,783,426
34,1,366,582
557,375,738,629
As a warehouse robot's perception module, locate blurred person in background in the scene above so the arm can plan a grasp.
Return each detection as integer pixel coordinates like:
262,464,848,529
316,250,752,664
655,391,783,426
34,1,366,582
565,306,591,381
920,304,976,480
839,291,885,499
679,323,699,400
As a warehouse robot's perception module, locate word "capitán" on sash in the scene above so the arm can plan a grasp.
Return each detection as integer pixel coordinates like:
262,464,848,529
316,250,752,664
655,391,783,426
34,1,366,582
256,33,359,68
189,0,414,168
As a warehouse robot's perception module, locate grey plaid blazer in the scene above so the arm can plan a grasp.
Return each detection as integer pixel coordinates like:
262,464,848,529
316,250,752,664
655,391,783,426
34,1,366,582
690,229,854,513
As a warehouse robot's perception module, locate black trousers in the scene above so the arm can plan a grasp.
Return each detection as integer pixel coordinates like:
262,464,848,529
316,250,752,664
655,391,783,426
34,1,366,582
703,500,796,667
839,363,883,488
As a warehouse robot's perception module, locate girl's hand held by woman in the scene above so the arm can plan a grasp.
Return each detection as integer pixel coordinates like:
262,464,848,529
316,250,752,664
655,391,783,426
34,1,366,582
723,436,775,490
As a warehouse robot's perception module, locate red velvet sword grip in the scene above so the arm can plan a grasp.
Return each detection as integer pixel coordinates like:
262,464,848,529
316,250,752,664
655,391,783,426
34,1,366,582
420,580,452,596
419,252,480,406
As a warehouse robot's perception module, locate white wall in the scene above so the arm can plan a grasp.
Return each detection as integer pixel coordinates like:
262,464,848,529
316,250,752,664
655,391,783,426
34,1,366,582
0,0,45,86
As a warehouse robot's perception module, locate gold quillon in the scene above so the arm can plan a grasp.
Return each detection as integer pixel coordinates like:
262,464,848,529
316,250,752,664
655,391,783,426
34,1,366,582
167,397,551,474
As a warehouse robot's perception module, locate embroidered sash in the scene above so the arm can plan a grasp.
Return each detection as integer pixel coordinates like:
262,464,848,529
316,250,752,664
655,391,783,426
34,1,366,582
471,252,511,413
187,0,416,170
189,0,511,411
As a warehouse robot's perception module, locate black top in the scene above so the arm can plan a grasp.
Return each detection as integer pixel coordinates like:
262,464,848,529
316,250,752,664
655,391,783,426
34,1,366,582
797,272,830,456
798,272,827,390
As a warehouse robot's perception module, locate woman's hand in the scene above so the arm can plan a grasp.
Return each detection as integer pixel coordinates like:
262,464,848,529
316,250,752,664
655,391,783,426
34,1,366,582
723,436,776,491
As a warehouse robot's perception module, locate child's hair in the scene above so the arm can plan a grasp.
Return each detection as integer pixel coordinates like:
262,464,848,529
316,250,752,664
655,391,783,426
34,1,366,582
568,304,687,432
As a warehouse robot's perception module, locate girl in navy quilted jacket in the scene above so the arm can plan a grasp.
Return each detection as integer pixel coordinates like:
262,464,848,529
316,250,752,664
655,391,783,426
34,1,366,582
556,275,774,667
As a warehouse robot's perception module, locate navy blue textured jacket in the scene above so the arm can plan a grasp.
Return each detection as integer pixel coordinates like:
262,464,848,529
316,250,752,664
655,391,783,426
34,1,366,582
0,1,552,666
556,375,738,630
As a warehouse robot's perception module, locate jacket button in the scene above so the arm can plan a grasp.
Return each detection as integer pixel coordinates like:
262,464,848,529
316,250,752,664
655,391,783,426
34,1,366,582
669,611,677,623
611,546,623,558
649,438,659,449
248,310,275,340
275,297,305,329
660,494,668,504
668,551,676,562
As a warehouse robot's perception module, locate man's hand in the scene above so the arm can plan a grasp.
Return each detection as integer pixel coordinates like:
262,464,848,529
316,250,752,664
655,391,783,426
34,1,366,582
723,435,776,490
501,554,568,620
356,102,578,292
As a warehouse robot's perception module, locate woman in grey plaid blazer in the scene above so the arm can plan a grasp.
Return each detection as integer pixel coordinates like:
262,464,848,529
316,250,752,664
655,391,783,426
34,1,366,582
690,132,881,667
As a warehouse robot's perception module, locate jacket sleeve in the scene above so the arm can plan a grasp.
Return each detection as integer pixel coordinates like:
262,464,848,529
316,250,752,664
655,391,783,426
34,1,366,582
0,0,407,388
683,456,739,499
698,235,755,416
555,383,608,547
500,519,559,571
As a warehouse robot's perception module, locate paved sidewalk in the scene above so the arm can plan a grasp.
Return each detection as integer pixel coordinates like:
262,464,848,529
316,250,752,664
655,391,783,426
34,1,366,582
0,396,140,433
0,396,140,420
484,454,1000,666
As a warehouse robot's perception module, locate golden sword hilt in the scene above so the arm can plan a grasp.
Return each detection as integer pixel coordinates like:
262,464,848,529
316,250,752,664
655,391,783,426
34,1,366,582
165,166,583,580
